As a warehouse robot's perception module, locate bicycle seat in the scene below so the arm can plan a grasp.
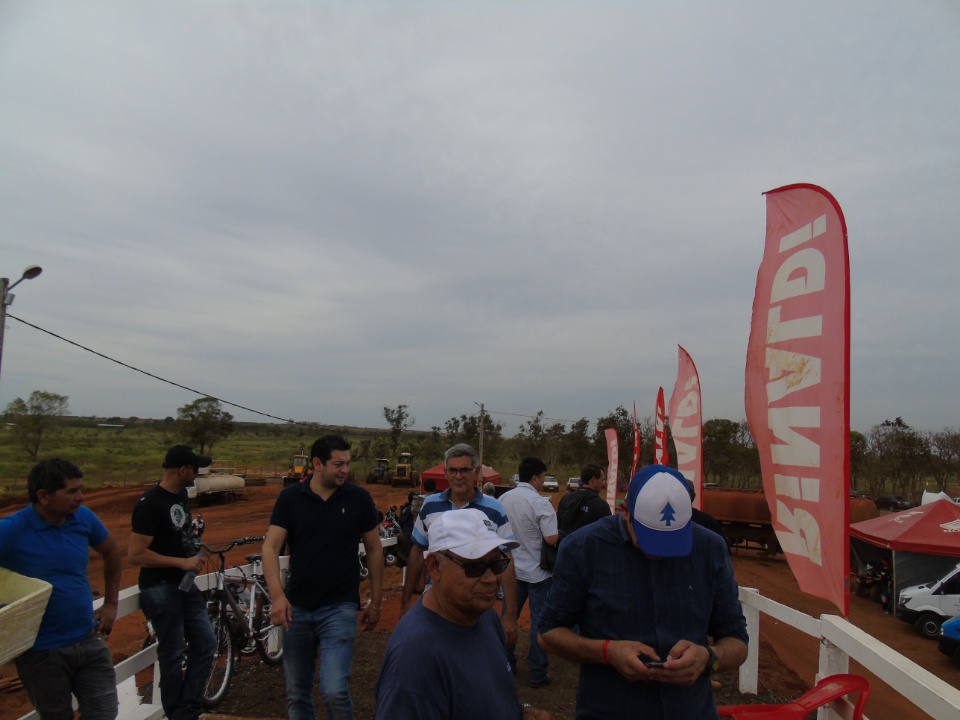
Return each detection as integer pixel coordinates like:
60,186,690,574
245,553,263,565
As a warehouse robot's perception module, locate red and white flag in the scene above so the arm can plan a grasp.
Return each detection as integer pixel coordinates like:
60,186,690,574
630,402,641,479
654,387,669,465
745,183,851,616
668,345,703,509
605,427,619,512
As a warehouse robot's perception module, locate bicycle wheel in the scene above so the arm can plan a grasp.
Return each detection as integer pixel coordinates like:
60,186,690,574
254,593,284,665
203,604,234,708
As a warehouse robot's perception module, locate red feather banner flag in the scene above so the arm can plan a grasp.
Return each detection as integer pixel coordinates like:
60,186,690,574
668,345,703,509
654,387,669,466
605,428,619,512
744,183,851,616
630,402,641,479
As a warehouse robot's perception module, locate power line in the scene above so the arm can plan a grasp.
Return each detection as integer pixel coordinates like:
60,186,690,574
7,313,324,428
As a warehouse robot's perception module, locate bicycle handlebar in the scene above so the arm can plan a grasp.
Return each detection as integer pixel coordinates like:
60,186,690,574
198,535,265,555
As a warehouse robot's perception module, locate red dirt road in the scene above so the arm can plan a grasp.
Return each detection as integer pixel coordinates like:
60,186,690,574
2,482,958,720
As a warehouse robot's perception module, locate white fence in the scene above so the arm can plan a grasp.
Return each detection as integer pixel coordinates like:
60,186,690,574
737,587,960,720
18,567,960,720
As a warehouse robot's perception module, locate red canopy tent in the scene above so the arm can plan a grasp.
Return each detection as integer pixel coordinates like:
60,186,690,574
850,499,960,555
849,499,960,602
418,464,501,493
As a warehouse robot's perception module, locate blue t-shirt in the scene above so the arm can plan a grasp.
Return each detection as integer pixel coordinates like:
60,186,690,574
376,600,521,719
0,504,108,650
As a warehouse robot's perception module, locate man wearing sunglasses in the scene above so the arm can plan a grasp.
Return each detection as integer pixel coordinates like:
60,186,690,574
377,509,554,719
538,465,748,720
399,443,519,647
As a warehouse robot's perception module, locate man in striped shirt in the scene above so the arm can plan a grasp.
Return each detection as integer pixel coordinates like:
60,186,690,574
399,443,518,647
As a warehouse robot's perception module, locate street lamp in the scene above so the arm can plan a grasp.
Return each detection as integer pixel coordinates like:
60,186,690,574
0,264,43,389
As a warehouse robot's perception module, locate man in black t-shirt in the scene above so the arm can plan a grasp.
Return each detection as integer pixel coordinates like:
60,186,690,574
261,435,383,720
557,463,612,537
129,445,215,720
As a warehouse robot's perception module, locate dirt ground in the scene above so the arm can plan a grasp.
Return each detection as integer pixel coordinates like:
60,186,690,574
2,481,958,720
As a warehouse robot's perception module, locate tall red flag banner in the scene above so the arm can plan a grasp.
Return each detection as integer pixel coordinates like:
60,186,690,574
630,402,641,479
605,428,619,512
668,345,703,510
745,184,851,616
654,387,669,465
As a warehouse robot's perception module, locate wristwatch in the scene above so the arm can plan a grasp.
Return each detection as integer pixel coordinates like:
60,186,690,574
703,645,720,676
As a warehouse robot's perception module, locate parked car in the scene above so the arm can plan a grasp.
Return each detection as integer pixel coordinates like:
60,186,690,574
939,615,960,666
874,494,915,511
542,475,559,492
897,561,960,639
566,477,580,492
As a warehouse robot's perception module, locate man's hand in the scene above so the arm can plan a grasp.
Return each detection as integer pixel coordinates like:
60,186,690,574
641,639,709,687
182,555,204,574
94,600,118,637
522,705,556,719
360,601,381,632
501,612,518,648
270,593,293,630
604,639,660,682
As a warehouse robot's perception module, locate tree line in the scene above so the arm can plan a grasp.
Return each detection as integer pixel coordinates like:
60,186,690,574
4,392,958,499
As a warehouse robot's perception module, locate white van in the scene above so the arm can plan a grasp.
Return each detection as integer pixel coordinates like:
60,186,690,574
897,561,960,639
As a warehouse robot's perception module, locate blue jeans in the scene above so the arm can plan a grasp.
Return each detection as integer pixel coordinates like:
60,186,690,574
283,602,358,720
16,629,118,720
139,583,216,720
505,576,553,683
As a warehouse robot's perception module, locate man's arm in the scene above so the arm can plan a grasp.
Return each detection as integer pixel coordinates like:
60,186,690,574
360,527,383,631
261,524,291,630
399,544,424,615
128,533,201,572
648,636,748,687
500,553,518,647
539,627,658,683
92,534,122,636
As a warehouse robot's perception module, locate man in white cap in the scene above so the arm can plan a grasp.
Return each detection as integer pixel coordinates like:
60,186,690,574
376,509,554,720
538,465,748,720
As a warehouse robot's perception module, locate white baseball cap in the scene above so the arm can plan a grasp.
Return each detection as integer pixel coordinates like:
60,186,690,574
424,508,518,559
626,465,693,557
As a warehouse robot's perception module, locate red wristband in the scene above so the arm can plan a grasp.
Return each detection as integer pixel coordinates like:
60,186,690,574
601,639,611,664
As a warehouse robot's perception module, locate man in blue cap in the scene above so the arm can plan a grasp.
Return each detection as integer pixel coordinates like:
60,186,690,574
538,464,748,719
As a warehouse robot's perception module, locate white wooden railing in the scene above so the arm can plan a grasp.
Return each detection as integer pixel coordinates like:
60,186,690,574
737,587,960,720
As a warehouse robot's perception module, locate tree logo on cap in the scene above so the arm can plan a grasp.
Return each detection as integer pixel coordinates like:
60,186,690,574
660,502,677,527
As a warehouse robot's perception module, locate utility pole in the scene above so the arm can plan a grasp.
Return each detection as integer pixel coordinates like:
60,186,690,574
475,402,485,489
0,265,43,389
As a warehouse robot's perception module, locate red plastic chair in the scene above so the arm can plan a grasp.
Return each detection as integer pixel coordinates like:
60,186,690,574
717,673,870,719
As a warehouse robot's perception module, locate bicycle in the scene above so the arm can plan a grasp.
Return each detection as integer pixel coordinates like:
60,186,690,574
199,536,284,708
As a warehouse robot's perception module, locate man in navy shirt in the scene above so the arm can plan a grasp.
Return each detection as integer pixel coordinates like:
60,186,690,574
376,508,553,719
0,458,121,720
262,435,383,720
539,465,748,720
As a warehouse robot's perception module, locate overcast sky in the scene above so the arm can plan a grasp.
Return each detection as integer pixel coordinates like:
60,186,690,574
1,1,958,438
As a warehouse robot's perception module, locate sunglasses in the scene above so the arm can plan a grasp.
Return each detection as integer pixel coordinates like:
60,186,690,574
441,551,511,578
445,466,476,476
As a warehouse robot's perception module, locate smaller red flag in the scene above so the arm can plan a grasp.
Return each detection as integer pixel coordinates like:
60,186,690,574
654,387,669,465
630,402,641,478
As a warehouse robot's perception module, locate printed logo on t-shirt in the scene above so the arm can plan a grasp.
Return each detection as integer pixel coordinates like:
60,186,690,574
169,503,188,530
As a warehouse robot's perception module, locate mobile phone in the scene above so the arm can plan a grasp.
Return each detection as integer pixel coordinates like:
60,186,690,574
644,660,665,668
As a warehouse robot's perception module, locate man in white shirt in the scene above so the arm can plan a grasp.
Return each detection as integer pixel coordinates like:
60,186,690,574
498,457,559,687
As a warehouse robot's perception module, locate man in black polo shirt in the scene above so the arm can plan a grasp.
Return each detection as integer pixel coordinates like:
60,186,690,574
262,435,383,720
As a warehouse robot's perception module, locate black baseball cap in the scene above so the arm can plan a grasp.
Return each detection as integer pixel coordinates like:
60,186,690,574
163,445,212,471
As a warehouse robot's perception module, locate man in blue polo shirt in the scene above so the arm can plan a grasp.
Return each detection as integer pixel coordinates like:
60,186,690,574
539,465,748,719
399,443,518,648
0,458,122,720
261,435,383,720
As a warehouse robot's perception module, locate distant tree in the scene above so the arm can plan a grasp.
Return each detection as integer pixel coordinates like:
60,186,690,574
3,390,69,459
176,397,234,454
383,404,414,457
543,421,567,468
443,413,504,462
925,428,960,491
565,418,593,468
866,417,929,498
850,430,868,490
592,406,634,480
517,411,547,458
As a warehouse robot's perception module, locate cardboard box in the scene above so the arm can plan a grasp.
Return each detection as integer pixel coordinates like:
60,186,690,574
0,568,53,667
